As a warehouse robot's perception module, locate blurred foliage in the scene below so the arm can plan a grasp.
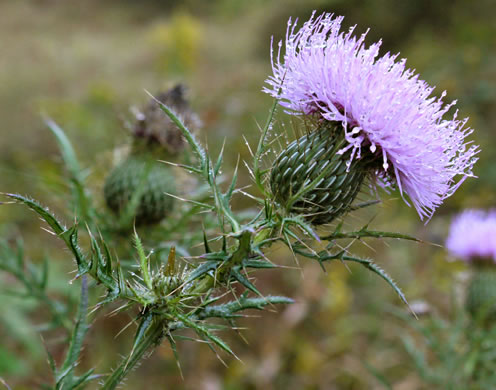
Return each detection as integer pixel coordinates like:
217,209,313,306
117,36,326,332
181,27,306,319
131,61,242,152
0,0,495,389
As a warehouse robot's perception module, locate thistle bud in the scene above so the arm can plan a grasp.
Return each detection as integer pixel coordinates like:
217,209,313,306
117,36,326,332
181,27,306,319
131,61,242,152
103,153,175,225
132,84,201,155
270,124,373,225
104,85,200,226
466,266,496,322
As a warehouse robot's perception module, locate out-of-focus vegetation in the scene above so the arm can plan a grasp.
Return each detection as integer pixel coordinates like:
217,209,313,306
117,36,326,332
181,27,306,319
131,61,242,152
0,0,494,389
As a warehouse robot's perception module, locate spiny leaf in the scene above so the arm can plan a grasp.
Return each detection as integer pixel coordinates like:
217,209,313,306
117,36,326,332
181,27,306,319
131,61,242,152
225,157,239,200
44,117,95,223
128,313,154,370
342,255,413,314
185,261,219,283
230,267,262,296
43,339,57,377
61,225,90,275
202,251,228,262
101,240,114,276
176,313,237,359
349,199,381,211
293,247,413,313
69,369,101,388
133,231,152,290
282,216,320,241
3,194,65,234
242,258,277,269
166,333,183,379
253,98,278,196
89,232,115,290
214,139,225,177
153,93,206,169
322,227,423,243
198,295,294,319
202,228,211,254
44,117,83,184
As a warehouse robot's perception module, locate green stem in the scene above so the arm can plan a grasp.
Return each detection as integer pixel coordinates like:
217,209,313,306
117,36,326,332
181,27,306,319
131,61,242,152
101,320,164,390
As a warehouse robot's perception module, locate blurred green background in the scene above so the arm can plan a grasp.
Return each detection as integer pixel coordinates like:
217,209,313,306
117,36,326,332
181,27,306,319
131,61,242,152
0,0,495,389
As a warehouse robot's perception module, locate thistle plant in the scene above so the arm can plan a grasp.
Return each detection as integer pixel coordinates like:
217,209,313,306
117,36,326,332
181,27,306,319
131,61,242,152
391,299,496,389
446,209,496,322
0,11,480,389
388,211,496,389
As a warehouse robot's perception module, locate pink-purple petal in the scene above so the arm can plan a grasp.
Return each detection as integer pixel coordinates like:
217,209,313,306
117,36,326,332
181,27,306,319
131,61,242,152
264,12,479,220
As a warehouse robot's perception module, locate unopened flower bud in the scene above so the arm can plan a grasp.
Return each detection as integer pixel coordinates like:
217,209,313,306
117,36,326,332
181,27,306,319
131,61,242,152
104,154,175,225
270,124,373,225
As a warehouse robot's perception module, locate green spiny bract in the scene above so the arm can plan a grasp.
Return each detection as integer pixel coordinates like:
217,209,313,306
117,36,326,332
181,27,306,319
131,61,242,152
466,266,496,322
104,85,200,226
270,124,373,225
104,153,175,225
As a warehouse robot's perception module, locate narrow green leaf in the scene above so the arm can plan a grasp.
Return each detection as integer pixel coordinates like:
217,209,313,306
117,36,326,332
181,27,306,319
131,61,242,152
198,295,294,319
185,261,218,283
88,232,115,290
230,267,262,296
153,94,206,169
133,232,152,290
253,98,278,196
225,158,238,200
44,117,95,223
322,228,423,243
214,140,225,177
242,259,277,269
43,340,57,377
101,240,113,276
4,194,65,234
44,117,82,182
344,256,411,311
294,247,412,313
176,313,236,358
70,369,101,389
60,225,89,273
202,229,211,254
128,313,154,368
348,199,381,211
165,334,183,379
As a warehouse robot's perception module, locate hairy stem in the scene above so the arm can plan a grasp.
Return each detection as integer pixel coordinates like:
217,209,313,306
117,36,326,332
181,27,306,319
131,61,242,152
101,319,164,390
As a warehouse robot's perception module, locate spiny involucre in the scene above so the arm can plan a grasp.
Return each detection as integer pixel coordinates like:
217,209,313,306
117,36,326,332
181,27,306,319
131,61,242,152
263,12,479,220
446,209,496,263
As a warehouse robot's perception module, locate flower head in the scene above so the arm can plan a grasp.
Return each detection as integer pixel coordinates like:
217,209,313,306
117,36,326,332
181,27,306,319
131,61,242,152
446,210,496,263
133,84,201,155
264,12,479,220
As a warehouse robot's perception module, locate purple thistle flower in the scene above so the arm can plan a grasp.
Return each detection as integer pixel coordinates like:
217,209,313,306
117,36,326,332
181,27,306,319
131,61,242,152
446,210,496,263
264,12,479,220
